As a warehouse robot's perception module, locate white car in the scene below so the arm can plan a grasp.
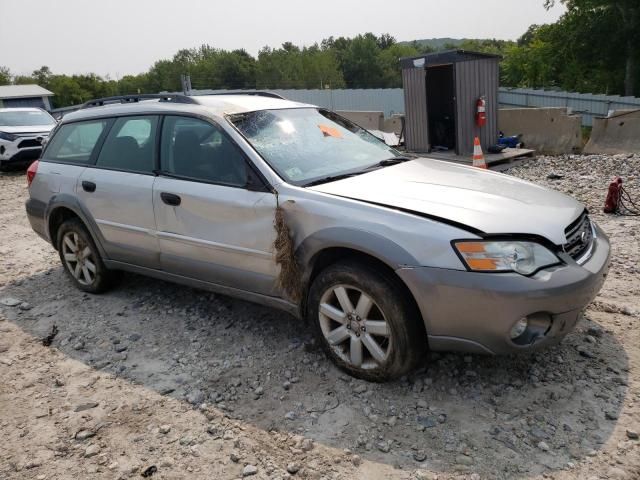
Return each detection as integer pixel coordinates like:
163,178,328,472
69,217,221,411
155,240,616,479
0,107,56,170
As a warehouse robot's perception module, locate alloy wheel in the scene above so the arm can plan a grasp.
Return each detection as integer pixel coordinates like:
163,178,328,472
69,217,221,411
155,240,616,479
61,231,97,286
318,284,391,370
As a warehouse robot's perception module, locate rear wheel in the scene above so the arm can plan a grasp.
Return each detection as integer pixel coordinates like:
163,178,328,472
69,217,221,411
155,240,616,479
56,218,118,293
307,260,425,381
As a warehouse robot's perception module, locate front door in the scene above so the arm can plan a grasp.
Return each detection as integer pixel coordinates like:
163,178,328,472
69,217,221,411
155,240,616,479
153,115,278,296
77,115,160,269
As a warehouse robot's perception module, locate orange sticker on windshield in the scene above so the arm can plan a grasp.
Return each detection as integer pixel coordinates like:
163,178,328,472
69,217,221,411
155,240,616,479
318,124,343,138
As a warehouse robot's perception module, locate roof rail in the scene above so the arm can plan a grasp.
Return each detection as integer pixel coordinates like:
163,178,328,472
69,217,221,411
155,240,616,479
80,94,198,109
203,91,285,100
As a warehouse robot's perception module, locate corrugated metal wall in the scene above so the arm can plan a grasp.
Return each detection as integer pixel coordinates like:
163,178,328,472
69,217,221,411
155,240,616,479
189,88,405,117
401,68,429,152
454,59,499,155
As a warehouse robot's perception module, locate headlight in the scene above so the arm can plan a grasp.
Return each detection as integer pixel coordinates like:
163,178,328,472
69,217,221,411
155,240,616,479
0,131,18,141
453,240,560,275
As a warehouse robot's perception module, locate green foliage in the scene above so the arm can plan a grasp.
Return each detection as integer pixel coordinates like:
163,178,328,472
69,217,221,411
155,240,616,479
503,0,639,94
0,66,10,85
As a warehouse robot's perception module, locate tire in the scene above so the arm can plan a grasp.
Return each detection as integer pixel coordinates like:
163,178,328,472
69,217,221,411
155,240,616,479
56,218,118,293
307,260,425,382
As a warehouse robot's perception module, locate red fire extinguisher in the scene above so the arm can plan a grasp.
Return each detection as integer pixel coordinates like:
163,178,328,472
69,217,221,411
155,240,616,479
476,96,487,127
604,176,623,213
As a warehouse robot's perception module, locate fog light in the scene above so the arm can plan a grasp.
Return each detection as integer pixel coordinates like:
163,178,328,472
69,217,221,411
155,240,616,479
510,317,529,339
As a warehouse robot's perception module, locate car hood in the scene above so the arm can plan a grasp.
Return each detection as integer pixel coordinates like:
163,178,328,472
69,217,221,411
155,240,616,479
308,158,584,245
0,124,55,134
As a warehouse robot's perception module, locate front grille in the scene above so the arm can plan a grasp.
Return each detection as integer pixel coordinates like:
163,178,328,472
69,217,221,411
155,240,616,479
563,212,593,260
18,139,42,149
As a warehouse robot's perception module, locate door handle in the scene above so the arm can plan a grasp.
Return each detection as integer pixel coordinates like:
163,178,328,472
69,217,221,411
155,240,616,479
82,181,96,192
160,192,181,206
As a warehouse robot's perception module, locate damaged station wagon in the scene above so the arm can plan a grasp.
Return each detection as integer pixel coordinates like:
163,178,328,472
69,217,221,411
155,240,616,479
26,93,610,381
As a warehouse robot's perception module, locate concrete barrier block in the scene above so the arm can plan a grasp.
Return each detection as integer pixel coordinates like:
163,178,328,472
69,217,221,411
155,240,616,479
584,109,640,154
383,115,404,135
498,107,582,154
336,111,384,130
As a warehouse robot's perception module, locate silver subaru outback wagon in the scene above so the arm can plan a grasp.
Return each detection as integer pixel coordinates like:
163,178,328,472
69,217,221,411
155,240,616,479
26,93,610,381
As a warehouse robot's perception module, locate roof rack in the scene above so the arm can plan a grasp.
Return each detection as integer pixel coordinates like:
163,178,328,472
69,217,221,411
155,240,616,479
80,94,198,109
203,91,285,100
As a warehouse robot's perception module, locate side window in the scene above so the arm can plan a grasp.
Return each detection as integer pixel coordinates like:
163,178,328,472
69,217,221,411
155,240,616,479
95,116,158,174
160,116,247,187
44,120,108,164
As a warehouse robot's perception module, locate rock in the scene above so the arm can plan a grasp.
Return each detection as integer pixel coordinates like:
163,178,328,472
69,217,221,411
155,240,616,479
300,438,314,452
114,344,128,353
417,399,428,409
353,383,367,394
285,411,297,420
230,451,241,463
283,381,291,390
74,401,99,412
376,441,390,453
242,464,258,476
18,302,32,311
73,341,85,351
626,430,639,440
413,450,427,462
538,441,550,452
577,345,595,358
186,389,205,405
286,462,300,474
417,415,437,428
254,386,264,396
605,411,619,420
84,444,101,458
455,454,474,466
587,325,603,337
159,424,171,434
351,455,362,467
75,429,96,441
128,333,141,342
0,297,21,307
607,467,629,479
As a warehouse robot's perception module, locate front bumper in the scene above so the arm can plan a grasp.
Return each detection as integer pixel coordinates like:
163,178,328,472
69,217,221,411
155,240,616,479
0,138,44,167
397,225,611,355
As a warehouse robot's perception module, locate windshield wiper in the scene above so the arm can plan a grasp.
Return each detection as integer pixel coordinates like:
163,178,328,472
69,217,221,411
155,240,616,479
303,157,413,188
363,156,413,171
303,172,362,187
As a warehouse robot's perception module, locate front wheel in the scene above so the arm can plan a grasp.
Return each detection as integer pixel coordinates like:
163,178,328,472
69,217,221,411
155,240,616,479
307,260,425,381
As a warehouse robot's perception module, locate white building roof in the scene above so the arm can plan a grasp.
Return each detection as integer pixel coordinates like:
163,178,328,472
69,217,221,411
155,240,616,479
0,84,54,99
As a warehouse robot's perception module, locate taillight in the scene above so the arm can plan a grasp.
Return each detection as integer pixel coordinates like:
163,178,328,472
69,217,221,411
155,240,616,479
27,160,39,188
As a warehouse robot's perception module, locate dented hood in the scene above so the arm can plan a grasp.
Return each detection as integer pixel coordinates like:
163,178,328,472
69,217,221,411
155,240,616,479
309,158,584,245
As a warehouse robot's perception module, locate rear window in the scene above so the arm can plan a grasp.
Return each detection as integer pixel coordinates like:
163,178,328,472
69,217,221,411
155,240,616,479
44,120,108,164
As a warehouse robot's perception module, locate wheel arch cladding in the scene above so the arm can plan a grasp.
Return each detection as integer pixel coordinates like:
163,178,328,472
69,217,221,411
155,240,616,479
296,228,425,332
46,195,105,256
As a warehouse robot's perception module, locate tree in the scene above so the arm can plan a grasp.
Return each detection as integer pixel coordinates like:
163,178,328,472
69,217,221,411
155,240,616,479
0,66,11,85
545,0,639,95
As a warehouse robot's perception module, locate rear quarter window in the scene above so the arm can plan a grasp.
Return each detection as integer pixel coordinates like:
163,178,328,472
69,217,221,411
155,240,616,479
44,120,108,164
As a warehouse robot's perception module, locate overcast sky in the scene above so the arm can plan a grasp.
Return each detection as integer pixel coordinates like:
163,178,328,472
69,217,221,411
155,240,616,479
0,0,565,78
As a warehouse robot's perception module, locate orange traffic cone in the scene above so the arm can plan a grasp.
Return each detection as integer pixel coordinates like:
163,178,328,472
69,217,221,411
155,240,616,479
472,137,488,169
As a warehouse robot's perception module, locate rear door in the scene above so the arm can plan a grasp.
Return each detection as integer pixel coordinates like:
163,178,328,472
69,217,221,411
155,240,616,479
153,115,278,295
77,115,160,269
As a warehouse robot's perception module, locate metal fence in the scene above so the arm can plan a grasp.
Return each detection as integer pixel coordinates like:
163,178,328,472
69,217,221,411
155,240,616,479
498,88,640,127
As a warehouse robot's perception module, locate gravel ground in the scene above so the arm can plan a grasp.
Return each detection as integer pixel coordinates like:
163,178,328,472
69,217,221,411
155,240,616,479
1,154,639,480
